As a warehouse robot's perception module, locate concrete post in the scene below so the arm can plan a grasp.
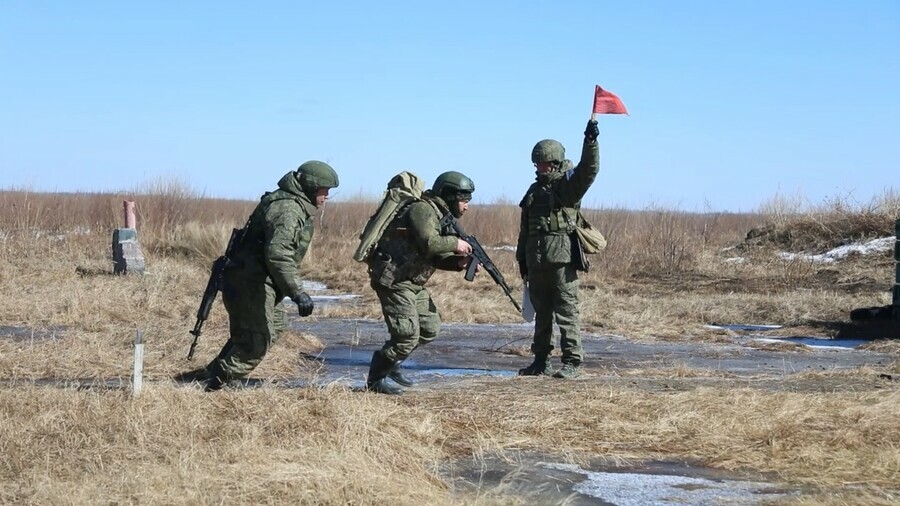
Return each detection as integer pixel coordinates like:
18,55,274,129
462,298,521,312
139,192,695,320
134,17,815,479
112,200,146,275
124,200,136,229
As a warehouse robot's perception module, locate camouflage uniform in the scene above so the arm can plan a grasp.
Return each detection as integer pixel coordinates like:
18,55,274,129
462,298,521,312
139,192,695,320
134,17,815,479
517,122,600,378
204,162,338,390
366,171,475,394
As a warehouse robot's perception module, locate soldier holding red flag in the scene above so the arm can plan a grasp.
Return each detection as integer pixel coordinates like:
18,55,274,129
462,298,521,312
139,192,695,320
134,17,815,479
516,85,625,379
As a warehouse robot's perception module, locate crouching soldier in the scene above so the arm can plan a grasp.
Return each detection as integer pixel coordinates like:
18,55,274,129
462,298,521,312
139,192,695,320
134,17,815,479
201,161,339,391
365,171,476,395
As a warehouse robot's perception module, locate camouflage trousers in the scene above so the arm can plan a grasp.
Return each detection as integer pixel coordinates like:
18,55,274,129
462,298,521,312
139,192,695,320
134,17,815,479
210,272,287,380
528,263,583,365
371,280,441,362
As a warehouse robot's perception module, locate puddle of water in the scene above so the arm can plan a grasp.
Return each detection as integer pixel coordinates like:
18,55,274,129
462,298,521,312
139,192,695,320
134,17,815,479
705,324,782,332
284,280,363,306
300,346,515,382
302,280,329,291
542,462,791,505
310,294,361,302
417,368,516,378
750,337,868,351
447,453,796,505
0,325,67,342
283,294,361,307
301,347,374,367
290,318,893,379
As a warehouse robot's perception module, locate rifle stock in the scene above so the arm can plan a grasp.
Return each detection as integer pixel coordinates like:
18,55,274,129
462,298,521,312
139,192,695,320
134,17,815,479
441,214,523,314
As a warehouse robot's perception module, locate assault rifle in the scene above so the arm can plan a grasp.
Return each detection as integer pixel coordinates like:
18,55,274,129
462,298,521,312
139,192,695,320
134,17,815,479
187,226,247,360
440,214,522,314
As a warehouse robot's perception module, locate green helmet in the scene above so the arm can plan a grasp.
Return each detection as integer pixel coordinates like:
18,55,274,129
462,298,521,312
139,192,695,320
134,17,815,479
295,161,339,193
531,139,566,164
432,171,475,202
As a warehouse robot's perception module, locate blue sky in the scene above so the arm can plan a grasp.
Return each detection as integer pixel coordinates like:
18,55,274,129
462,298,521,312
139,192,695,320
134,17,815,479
1,1,898,211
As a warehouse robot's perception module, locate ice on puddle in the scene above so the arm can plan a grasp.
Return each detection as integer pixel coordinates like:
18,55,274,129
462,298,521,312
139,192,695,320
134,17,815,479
541,462,789,505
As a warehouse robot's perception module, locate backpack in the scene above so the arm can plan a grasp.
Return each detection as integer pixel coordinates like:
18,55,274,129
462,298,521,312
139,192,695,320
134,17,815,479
353,171,426,262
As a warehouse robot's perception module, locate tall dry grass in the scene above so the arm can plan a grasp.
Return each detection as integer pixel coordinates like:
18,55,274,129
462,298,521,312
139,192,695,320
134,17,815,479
750,189,900,251
2,183,898,334
0,181,253,265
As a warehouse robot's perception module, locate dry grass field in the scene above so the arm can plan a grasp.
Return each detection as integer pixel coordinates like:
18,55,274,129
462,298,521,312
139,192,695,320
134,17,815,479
1,184,899,504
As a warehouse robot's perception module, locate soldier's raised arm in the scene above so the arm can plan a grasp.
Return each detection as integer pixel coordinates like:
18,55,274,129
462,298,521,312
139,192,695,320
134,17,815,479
555,119,600,206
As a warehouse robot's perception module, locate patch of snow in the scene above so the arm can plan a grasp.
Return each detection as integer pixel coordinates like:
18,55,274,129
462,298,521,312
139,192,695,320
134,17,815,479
283,294,361,306
68,226,93,235
723,257,746,264
705,324,782,332
416,368,516,378
750,337,867,351
310,294,361,302
542,463,788,505
779,236,895,263
302,280,329,292
487,245,516,252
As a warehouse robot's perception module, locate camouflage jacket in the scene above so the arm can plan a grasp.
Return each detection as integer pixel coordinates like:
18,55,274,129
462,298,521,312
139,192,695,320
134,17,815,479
516,138,600,270
369,192,460,286
230,171,317,299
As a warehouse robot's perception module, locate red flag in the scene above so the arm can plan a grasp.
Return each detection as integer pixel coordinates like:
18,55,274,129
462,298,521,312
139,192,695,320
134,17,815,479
592,85,628,115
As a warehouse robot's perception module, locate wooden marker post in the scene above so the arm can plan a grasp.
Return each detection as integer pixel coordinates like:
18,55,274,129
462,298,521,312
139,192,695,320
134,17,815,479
133,330,144,397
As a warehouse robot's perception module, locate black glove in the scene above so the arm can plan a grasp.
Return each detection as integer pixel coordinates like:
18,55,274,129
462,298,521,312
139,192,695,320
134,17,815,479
292,292,314,317
584,119,599,141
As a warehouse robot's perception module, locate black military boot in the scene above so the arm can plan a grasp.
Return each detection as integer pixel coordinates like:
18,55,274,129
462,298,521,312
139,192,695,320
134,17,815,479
173,366,209,383
366,351,403,395
205,375,225,392
388,361,415,387
552,362,582,379
204,363,233,392
517,355,553,376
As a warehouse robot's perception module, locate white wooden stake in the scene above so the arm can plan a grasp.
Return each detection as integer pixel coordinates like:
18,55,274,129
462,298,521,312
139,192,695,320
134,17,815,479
133,330,144,397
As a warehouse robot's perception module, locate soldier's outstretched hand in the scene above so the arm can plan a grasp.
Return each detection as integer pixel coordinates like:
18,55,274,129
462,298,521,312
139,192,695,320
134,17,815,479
454,238,473,255
584,119,599,141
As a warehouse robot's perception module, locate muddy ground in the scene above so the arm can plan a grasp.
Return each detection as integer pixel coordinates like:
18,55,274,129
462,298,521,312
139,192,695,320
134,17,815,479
289,318,896,394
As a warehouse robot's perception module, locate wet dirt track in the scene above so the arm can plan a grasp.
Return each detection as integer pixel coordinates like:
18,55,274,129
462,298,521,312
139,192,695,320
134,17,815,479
290,318,896,393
